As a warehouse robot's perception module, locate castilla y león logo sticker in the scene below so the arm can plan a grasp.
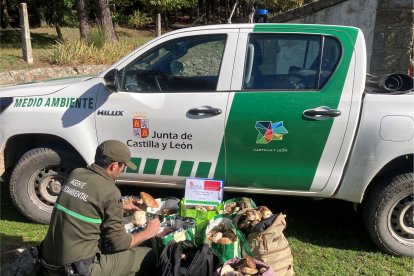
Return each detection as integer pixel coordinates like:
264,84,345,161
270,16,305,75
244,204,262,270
255,121,288,144
133,112,149,138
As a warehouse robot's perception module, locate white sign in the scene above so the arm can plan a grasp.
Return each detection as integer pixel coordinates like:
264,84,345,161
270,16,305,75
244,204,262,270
184,178,224,206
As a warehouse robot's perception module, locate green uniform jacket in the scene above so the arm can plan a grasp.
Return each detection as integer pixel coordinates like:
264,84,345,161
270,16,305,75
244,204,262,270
42,164,132,266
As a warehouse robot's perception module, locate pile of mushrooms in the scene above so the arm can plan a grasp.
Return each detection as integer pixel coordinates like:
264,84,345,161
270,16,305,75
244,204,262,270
236,206,272,234
223,198,254,215
207,223,237,244
223,202,242,215
220,256,269,276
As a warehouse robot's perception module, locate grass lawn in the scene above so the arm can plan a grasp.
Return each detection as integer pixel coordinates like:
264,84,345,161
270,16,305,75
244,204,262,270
0,27,155,72
2,181,412,275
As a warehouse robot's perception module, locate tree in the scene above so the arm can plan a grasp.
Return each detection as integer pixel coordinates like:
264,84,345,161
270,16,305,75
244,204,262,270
1,0,12,28
35,6,47,27
77,0,91,41
97,0,118,44
249,0,306,14
144,0,198,28
30,0,76,41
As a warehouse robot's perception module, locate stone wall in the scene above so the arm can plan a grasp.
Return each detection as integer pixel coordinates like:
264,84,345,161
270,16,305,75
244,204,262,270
0,65,108,87
269,0,414,75
372,0,413,75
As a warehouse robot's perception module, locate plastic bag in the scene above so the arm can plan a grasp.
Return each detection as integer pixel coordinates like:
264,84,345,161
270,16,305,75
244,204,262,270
180,199,219,244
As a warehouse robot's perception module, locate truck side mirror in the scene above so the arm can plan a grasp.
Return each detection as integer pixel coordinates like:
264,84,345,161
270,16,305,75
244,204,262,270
103,69,120,92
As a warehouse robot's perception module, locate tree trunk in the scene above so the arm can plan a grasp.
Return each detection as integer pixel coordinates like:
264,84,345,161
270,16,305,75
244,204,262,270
197,2,200,18
97,0,118,44
55,23,64,42
1,0,11,28
164,12,169,29
51,0,64,41
35,7,47,27
202,0,207,24
77,0,91,42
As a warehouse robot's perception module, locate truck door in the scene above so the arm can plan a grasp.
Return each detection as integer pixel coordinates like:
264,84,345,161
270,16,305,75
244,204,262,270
221,25,362,193
95,30,238,186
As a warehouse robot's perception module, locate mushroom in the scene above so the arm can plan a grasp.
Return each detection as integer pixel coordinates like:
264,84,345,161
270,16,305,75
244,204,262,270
245,209,261,221
238,219,251,231
195,206,207,211
132,210,147,227
245,256,256,269
259,268,267,274
238,267,258,275
250,220,259,227
220,264,236,276
205,206,215,211
140,192,159,208
217,237,232,244
210,231,223,242
229,202,237,208
224,202,244,215
257,206,272,219
225,206,233,213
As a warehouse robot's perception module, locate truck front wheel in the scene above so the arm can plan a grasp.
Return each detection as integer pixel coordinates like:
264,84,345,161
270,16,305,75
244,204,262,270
9,147,83,224
363,172,413,257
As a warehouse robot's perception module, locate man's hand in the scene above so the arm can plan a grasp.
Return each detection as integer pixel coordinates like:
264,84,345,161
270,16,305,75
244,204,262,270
123,201,141,212
129,218,161,248
144,218,161,238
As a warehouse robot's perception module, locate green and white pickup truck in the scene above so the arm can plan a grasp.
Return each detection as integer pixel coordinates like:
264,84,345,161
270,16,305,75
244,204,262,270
0,24,413,257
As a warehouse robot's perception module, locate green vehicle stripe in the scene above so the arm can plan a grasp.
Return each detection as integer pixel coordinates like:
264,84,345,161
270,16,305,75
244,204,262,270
127,157,212,178
55,203,102,224
178,161,194,177
195,162,212,178
214,26,358,191
161,159,177,176
213,142,226,180
143,158,159,174
253,24,359,42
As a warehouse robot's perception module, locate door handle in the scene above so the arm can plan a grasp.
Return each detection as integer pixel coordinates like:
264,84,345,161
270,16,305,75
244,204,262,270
303,106,341,120
188,106,222,116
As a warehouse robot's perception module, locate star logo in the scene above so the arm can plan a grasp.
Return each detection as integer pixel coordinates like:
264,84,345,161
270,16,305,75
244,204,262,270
255,121,288,144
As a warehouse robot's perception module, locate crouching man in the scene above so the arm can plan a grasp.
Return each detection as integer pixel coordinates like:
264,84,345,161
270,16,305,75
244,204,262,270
39,140,160,276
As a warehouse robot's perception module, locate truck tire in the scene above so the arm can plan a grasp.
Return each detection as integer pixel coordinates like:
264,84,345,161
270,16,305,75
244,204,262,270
363,172,413,257
9,147,83,224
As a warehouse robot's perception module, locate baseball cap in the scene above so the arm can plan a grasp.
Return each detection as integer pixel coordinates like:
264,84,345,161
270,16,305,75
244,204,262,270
96,140,137,170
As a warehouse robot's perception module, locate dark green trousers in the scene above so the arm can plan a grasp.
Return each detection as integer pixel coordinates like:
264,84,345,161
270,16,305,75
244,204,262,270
91,247,156,276
44,247,156,276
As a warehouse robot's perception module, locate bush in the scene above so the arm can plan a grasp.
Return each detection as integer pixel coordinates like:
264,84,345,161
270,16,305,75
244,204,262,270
42,40,136,66
112,12,130,27
86,27,106,48
129,10,152,28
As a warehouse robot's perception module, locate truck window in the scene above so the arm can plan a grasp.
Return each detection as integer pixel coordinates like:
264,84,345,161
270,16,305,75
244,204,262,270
120,34,227,93
243,34,341,90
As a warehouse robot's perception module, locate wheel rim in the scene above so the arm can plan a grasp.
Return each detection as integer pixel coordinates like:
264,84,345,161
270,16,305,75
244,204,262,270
28,165,71,211
388,193,414,246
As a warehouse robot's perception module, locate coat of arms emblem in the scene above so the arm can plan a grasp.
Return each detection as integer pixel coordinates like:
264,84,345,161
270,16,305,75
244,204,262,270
133,112,149,138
